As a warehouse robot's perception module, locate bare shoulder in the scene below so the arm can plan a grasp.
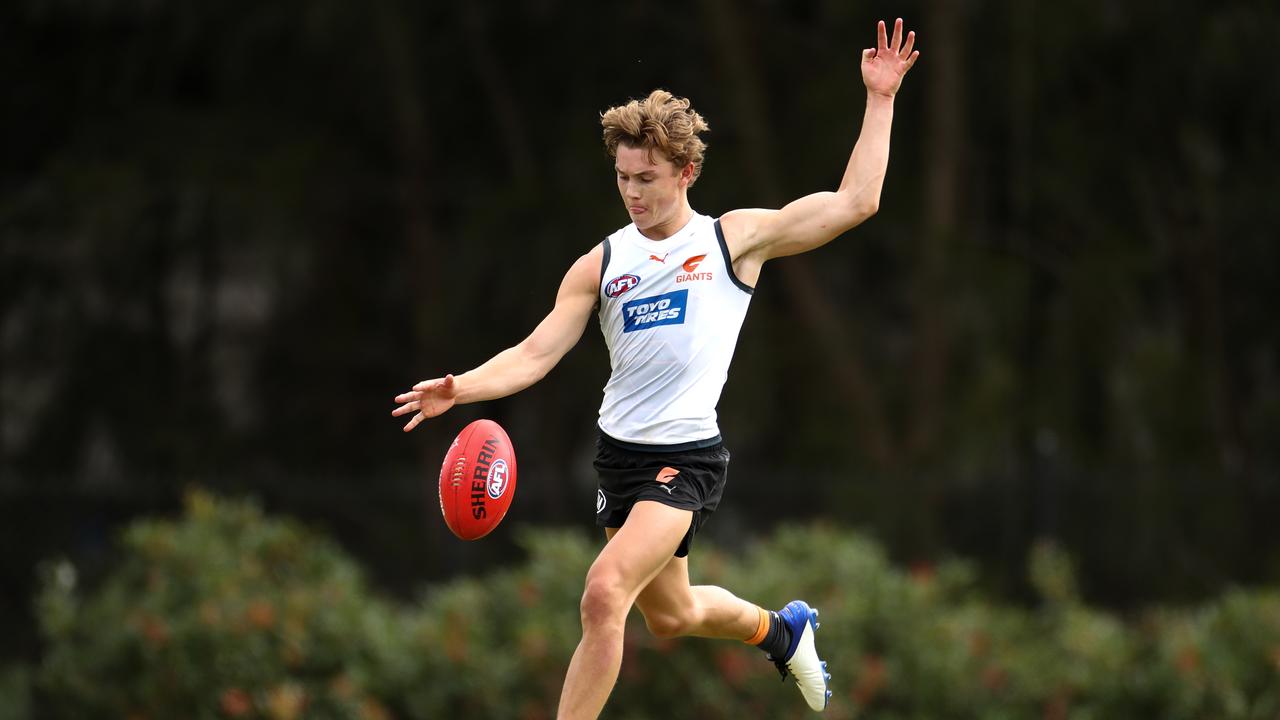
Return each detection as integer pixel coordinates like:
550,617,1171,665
717,208,777,286
718,208,776,261
559,242,606,296
575,241,605,275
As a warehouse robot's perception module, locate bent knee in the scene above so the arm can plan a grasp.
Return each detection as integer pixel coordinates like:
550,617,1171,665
643,609,697,640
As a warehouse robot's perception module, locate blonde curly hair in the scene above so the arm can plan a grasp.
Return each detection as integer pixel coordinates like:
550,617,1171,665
601,89,710,185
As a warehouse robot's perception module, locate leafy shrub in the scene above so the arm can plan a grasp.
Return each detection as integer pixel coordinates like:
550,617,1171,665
0,664,32,720
34,491,410,719
28,493,1280,719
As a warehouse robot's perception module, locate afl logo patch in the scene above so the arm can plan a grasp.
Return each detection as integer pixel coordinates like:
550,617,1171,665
487,459,509,499
597,489,606,514
605,274,640,298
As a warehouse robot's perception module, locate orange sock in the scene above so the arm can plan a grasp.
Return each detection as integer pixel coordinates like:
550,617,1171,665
744,606,770,645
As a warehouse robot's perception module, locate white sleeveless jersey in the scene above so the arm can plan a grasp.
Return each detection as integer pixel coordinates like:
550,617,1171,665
596,212,754,448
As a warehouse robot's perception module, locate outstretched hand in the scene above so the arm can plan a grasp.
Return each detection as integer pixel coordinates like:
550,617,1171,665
862,18,919,98
392,374,459,432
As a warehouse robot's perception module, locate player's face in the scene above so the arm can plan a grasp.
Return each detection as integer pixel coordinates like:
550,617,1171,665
614,144,692,234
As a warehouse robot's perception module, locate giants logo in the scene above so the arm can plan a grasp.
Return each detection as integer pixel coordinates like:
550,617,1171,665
605,274,640,298
677,254,712,284
621,289,688,333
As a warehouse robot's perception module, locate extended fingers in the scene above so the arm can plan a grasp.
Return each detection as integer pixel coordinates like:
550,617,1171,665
901,30,916,58
394,390,421,403
392,399,420,417
412,374,455,393
890,17,903,53
877,19,888,54
397,373,453,429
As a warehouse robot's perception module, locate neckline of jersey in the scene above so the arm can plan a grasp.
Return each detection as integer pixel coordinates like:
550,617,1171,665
624,212,707,251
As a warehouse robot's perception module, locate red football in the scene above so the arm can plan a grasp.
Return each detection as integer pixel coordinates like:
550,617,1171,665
438,419,517,540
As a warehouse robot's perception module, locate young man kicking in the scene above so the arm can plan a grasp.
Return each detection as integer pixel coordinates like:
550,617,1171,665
394,18,919,718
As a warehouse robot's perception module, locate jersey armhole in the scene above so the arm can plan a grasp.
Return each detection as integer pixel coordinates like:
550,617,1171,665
596,238,612,310
714,218,755,295
601,238,612,287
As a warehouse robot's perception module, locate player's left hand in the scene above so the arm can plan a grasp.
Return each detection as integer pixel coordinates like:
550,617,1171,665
861,18,919,98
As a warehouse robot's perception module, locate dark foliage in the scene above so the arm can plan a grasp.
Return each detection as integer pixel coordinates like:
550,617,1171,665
3,0,1278,667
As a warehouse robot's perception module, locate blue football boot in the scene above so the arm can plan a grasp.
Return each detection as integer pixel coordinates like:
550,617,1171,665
770,600,831,711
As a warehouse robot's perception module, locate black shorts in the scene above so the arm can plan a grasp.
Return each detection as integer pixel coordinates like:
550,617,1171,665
593,432,730,558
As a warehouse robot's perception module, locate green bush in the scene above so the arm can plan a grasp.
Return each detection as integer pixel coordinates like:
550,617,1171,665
34,491,410,719
27,493,1280,719
0,664,32,720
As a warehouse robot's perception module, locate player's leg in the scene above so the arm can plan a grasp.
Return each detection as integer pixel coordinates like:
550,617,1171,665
623,537,832,711
604,529,759,640
556,500,691,720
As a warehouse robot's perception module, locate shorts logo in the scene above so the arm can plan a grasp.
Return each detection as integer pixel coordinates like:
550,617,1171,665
605,274,640,298
486,459,509,499
655,467,680,494
622,289,688,333
596,489,606,514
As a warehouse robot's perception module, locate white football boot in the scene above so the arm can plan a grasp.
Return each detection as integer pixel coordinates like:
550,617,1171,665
771,600,831,711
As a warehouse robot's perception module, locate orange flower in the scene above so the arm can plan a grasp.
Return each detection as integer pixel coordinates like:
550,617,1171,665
359,698,392,720
139,615,170,649
909,561,936,587
265,683,307,720
518,628,549,661
329,673,355,700
444,623,469,662
981,664,1008,692
714,647,750,687
1043,690,1071,720
852,654,888,706
519,700,551,720
967,631,990,658
246,599,277,630
1175,645,1201,676
519,579,541,607
219,688,253,717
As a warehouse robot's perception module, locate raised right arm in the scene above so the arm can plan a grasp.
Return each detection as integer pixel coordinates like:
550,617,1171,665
392,243,603,432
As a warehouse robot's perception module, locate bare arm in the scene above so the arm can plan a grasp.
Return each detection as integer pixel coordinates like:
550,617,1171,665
721,19,919,277
392,244,602,431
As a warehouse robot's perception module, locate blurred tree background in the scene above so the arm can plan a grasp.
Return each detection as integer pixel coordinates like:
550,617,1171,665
2,0,1278,691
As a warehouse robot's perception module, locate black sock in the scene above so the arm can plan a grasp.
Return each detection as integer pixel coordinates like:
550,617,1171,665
754,610,792,659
